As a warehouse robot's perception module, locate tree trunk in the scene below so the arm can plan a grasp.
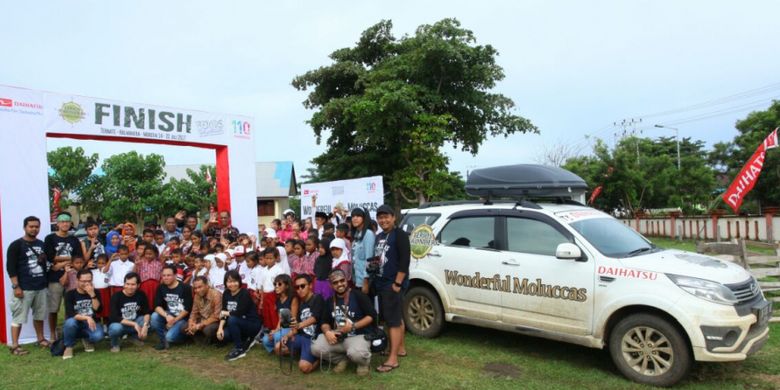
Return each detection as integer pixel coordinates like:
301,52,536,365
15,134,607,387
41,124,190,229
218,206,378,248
417,192,427,206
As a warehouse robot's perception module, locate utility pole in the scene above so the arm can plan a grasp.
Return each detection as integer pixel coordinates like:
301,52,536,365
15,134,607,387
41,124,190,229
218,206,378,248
614,118,643,164
654,124,681,170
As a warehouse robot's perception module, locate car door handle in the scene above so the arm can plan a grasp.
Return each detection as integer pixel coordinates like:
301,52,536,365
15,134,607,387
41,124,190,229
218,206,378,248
428,251,441,257
502,259,520,266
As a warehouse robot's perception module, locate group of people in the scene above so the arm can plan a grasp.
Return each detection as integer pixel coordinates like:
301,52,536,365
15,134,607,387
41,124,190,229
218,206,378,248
7,202,410,375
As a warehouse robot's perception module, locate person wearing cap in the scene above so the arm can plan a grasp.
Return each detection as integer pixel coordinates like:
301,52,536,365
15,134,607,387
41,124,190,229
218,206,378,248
373,204,410,373
44,211,84,341
350,208,376,294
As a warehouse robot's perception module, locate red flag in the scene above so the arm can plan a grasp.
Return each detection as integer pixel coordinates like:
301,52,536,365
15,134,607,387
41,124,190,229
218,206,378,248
722,128,779,213
588,186,603,205
51,187,62,222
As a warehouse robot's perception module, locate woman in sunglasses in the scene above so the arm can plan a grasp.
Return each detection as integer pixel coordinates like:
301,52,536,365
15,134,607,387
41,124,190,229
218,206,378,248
262,274,299,354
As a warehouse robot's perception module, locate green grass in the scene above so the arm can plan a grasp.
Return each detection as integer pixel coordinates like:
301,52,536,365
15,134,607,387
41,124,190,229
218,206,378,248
2,322,778,389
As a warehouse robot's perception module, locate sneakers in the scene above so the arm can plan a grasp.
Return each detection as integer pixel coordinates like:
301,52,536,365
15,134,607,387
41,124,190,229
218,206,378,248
110,346,120,353
333,359,349,373
82,340,95,352
243,337,255,353
356,364,370,376
62,347,74,360
153,340,169,351
225,347,247,362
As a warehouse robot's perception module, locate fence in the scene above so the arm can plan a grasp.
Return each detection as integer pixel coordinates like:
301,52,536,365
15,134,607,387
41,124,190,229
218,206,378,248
620,212,780,242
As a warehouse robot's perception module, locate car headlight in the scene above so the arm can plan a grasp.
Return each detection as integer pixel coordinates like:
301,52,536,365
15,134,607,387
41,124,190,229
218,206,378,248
666,274,738,305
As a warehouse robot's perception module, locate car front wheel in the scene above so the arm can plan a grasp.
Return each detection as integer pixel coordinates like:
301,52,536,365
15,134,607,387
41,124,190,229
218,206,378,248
403,286,444,338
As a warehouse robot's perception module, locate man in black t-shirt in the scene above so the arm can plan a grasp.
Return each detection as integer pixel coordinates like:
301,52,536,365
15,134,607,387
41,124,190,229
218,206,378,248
108,272,150,352
283,274,325,373
151,265,193,350
7,216,48,355
62,269,103,359
373,204,410,372
44,212,84,340
311,270,375,376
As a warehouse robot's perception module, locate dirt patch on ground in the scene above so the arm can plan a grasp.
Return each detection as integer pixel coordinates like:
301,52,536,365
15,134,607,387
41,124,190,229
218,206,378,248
482,362,522,379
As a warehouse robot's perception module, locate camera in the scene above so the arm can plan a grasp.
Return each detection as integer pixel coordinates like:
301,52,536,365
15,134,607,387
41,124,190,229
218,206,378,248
279,308,292,328
366,256,381,278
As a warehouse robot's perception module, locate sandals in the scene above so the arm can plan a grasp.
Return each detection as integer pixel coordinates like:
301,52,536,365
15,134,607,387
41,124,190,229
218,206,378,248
376,363,400,373
9,346,29,356
37,339,51,348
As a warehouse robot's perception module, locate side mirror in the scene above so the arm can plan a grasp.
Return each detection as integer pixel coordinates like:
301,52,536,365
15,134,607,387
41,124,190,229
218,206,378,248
556,243,582,260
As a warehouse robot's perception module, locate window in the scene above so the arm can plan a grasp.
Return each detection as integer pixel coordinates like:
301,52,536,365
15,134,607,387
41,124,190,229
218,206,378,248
400,213,440,234
439,217,495,249
257,200,275,217
507,218,569,256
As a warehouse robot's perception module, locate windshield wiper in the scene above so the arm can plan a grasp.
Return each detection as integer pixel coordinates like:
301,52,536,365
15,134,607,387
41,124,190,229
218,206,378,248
626,246,655,257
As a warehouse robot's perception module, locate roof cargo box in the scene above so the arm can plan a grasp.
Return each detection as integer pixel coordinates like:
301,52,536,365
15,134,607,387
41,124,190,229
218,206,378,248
465,164,588,201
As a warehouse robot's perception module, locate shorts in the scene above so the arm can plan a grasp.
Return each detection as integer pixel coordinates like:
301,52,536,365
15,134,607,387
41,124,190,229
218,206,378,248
378,288,403,327
11,289,48,326
290,334,316,363
47,282,65,314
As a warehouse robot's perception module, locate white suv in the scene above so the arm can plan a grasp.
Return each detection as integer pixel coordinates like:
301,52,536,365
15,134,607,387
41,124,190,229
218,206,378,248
400,165,771,387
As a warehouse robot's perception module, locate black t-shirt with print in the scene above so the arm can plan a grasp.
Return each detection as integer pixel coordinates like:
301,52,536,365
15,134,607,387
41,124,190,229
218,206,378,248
44,233,84,283
109,290,149,323
297,293,324,338
154,282,193,317
221,288,259,320
82,237,105,261
6,238,47,291
65,289,100,319
322,289,375,336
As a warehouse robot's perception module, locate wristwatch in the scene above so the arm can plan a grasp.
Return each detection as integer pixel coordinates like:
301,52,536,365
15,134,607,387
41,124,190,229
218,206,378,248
393,282,402,288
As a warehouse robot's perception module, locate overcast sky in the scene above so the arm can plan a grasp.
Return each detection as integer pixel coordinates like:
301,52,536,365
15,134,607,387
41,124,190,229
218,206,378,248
3,0,779,179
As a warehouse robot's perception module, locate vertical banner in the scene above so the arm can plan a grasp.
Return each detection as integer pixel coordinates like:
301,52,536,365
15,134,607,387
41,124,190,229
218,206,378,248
722,128,779,213
300,176,384,221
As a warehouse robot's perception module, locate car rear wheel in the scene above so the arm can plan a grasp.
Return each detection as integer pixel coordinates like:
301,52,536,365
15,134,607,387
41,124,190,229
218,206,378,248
403,286,444,338
608,313,692,387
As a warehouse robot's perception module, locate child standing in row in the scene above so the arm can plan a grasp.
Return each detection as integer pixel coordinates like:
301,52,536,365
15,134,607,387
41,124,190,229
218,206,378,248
136,245,162,312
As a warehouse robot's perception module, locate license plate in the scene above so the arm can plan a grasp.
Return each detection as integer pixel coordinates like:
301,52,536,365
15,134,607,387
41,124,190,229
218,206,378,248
753,302,772,326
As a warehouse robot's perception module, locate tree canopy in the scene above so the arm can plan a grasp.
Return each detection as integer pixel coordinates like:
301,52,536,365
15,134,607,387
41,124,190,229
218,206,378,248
293,18,535,207
47,146,98,208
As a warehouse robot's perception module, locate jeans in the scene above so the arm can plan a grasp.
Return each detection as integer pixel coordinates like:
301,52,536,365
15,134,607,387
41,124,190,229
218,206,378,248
150,312,189,344
262,327,291,353
108,317,145,347
223,316,262,349
63,317,104,348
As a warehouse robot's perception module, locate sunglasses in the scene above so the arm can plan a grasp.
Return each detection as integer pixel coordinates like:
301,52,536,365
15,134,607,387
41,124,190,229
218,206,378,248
274,282,287,287
330,278,347,286
295,284,308,290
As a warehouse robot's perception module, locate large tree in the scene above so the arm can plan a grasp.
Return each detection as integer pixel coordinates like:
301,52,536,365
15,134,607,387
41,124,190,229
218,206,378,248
47,146,98,209
565,136,716,214
150,165,216,221
292,19,536,207
711,100,780,210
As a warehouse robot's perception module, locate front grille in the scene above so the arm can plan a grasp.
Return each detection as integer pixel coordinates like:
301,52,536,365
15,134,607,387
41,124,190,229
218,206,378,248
727,279,760,304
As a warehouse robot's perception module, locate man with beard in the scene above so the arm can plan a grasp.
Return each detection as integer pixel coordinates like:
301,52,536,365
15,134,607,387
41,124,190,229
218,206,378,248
311,269,375,376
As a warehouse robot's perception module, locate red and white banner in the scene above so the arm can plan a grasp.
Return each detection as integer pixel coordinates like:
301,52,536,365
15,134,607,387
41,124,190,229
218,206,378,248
588,185,603,205
722,128,779,213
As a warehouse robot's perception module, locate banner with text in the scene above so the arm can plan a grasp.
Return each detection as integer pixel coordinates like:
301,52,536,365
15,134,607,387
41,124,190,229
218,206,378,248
300,176,384,221
722,128,778,213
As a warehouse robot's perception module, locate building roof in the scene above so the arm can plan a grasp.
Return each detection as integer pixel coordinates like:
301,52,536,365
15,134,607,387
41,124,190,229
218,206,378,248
164,161,296,198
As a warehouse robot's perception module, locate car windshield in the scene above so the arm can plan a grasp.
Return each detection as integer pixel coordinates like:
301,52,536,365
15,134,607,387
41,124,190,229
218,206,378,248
569,217,658,258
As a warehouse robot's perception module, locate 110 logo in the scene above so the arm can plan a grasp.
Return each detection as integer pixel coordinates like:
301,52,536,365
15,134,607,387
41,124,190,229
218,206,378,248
232,120,251,137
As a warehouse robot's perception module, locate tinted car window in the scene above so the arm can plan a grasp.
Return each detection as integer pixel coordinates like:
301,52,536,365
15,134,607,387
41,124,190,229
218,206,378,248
401,213,440,234
506,217,569,256
439,217,495,249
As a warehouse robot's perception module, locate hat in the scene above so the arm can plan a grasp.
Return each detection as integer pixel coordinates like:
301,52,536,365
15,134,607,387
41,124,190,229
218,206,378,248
329,238,348,251
376,204,395,216
265,228,277,238
215,253,227,263
225,249,236,257
56,212,72,222
334,202,344,210
283,209,295,216
351,208,366,218
204,254,217,263
234,245,246,256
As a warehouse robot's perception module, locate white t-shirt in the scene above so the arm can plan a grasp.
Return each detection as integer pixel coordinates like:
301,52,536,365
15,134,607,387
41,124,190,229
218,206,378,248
91,269,109,289
236,261,250,284
248,266,265,291
262,263,284,293
108,259,135,287
209,268,226,293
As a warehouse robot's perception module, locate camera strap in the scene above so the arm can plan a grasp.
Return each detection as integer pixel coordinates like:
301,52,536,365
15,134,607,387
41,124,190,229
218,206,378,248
332,289,352,325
